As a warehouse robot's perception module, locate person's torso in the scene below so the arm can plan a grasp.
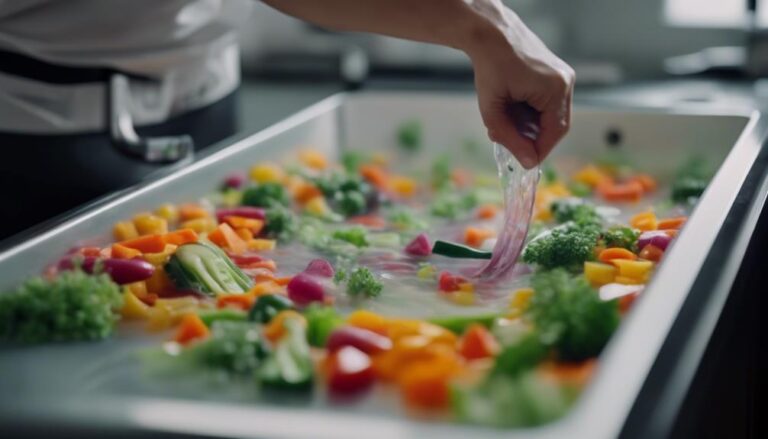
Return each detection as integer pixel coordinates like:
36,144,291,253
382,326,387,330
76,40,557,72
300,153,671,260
0,0,252,134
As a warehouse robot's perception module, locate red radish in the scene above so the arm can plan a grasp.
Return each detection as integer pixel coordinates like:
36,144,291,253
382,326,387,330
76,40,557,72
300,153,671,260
287,272,326,305
223,172,246,190
229,253,265,266
326,346,376,396
326,326,392,354
438,271,467,292
637,231,672,251
404,233,431,256
304,259,334,278
215,207,265,223
58,256,155,285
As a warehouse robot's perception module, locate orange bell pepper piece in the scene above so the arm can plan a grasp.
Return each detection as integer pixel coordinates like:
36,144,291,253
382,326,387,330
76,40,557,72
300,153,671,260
630,211,658,231
347,310,389,335
293,182,324,204
359,164,389,190
398,354,459,409
118,234,167,253
458,324,500,361
174,314,210,345
628,174,657,193
163,228,198,246
178,203,210,221
222,216,264,234
657,216,686,230
598,247,638,263
264,310,306,343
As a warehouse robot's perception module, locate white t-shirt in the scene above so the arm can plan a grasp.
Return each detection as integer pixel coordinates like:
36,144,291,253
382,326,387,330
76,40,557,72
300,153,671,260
0,0,252,134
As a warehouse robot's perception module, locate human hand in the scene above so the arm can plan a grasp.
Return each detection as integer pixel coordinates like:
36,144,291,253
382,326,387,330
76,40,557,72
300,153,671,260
460,1,575,169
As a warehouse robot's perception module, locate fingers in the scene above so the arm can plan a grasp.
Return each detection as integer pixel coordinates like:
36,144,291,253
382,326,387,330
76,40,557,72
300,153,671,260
479,97,539,169
533,69,574,161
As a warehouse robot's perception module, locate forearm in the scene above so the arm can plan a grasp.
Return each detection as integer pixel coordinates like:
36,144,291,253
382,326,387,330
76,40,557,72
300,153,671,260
260,0,500,55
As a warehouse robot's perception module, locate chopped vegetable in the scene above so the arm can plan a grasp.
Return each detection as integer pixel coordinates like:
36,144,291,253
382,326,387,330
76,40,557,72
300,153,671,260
597,247,637,263
522,224,600,270
304,259,335,278
346,267,383,298
326,326,392,354
431,155,452,190
263,205,298,241
174,314,210,345
326,346,376,396
671,156,711,203
242,182,291,208
428,313,499,334
258,316,313,389
332,227,369,248
600,226,639,251
249,294,295,323
286,273,326,305
458,324,500,360
164,242,252,295
397,119,422,151
0,270,122,343
404,233,431,256
197,308,247,327
550,199,601,226
432,240,492,260
304,304,344,347
637,230,673,251
528,269,620,361
59,256,155,285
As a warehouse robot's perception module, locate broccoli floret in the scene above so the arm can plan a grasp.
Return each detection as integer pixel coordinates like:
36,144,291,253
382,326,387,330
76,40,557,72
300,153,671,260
313,173,374,218
493,332,549,377
397,120,422,151
341,151,366,175
187,320,269,374
528,269,620,362
346,267,383,298
431,155,452,190
601,226,640,251
568,182,592,197
242,182,290,208
430,191,478,220
332,227,369,248
542,163,558,185
522,224,600,270
0,270,122,343
386,207,427,231
550,199,601,226
334,190,366,217
263,205,298,241
671,156,711,203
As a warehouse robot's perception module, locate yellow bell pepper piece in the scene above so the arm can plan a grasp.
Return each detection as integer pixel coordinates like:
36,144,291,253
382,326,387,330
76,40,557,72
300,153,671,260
612,259,654,280
113,221,139,241
630,211,658,231
508,287,534,318
120,289,152,320
304,196,331,217
347,310,389,334
447,291,475,306
390,176,418,197
133,213,169,236
249,162,284,183
180,217,217,234
154,203,179,224
298,149,328,170
142,244,178,267
584,261,618,287
573,165,611,188
247,239,276,251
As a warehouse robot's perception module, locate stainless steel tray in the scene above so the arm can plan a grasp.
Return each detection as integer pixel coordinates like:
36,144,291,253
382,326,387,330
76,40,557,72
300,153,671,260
1,91,767,439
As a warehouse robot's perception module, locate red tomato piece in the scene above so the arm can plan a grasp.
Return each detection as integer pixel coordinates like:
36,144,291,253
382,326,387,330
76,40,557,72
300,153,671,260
327,346,376,396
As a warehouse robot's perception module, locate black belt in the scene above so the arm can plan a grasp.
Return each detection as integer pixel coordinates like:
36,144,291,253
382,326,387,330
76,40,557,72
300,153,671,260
0,49,154,84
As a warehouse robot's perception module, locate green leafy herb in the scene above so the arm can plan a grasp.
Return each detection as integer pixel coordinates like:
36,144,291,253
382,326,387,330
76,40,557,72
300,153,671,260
0,270,122,343
346,267,383,298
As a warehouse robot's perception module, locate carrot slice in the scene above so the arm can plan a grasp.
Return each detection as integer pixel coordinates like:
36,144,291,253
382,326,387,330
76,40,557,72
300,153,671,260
458,324,500,361
111,243,142,259
293,182,324,204
657,216,686,230
174,314,210,345
475,204,498,220
163,228,198,246
597,179,644,202
359,164,389,190
118,234,166,253
464,227,495,248
235,228,254,241
598,247,638,263
217,294,255,311
208,223,248,255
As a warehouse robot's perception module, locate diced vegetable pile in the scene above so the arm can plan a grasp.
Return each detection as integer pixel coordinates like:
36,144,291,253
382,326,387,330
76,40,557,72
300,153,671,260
0,124,711,428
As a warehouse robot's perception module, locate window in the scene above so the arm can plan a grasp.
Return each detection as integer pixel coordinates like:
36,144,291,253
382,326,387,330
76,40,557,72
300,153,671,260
665,0,747,28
